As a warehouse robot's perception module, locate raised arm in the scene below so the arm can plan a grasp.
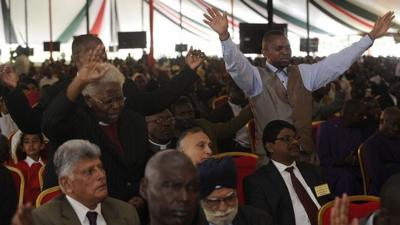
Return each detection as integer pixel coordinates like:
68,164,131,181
300,11,395,91
203,7,262,97
124,48,205,116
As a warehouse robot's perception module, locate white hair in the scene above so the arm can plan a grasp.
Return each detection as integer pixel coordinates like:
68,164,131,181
81,63,125,97
53,139,101,179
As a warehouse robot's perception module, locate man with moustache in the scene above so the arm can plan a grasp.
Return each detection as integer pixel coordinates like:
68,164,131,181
244,120,332,225
197,157,272,225
12,139,140,225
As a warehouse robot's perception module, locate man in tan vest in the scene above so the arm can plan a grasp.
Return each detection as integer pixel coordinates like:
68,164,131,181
203,8,394,165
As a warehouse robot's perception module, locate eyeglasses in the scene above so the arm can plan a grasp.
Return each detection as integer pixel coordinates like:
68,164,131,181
91,96,126,108
203,191,237,210
275,135,300,143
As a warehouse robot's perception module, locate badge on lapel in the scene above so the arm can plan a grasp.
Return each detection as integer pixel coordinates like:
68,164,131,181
314,184,330,197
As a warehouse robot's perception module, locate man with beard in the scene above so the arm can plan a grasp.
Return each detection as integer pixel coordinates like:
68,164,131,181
12,139,140,225
197,157,272,225
317,100,365,196
140,150,200,225
244,120,331,225
364,107,400,195
204,7,394,165
146,109,176,154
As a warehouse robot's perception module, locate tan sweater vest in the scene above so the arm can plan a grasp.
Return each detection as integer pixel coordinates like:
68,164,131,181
250,65,314,164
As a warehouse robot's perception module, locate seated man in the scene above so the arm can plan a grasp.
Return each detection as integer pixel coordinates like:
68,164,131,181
140,150,200,225
12,139,140,225
318,99,365,196
177,127,213,166
197,157,272,225
244,120,332,225
364,107,400,195
146,109,176,154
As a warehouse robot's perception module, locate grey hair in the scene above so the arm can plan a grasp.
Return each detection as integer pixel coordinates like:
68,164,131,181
176,127,206,152
53,139,101,179
81,63,125,97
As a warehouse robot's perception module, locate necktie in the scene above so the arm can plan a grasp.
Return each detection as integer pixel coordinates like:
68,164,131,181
285,167,318,225
86,211,98,225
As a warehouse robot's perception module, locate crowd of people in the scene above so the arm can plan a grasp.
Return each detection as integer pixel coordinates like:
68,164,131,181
0,6,399,225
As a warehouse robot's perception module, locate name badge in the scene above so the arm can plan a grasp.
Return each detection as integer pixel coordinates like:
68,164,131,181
314,184,330,197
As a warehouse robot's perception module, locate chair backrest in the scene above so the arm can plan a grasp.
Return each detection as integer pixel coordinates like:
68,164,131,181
357,144,369,195
312,120,324,147
38,166,45,191
5,165,25,206
35,186,62,208
212,95,229,109
247,119,256,153
213,152,258,204
318,195,380,225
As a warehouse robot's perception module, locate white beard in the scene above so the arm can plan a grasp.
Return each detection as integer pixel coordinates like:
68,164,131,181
202,204,238,225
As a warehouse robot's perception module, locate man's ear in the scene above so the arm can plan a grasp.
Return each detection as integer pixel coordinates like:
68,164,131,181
59,176,72,194
84,95,93,108
139,178,148,200
266,143,274,155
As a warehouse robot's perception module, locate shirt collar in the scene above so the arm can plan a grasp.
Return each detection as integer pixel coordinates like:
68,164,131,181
25,156,44,167
66,195,102,224
148,139,171,150
265,62,288,75
271,159,297,174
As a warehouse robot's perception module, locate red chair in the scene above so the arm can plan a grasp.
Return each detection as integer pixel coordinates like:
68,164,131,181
35,186,62,207
211,95,229,109
213,152,258,204
312,120,324,146
5,165,25,206
318,195,380,225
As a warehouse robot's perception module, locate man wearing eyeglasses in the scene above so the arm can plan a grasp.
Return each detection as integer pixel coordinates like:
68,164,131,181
198,157,272,225
145,109,177,154
244,120,332,225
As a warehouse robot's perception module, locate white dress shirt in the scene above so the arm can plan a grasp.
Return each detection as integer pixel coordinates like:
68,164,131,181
66,195,107,225
221,35,373,98
271,160,321,225
24,156,44,167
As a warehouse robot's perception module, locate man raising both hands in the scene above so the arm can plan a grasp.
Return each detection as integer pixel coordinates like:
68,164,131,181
203,8,395,165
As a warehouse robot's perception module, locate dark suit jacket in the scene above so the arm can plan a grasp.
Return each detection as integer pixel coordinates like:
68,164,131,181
377,93,396,111
0,166,17,225
42,91,147,201
244,162,332,225
196,205,273,225
4,66,198,133
32,195,140,225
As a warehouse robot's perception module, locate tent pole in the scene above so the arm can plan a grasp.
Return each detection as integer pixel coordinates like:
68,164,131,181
306,0,310,56
48,0,53,59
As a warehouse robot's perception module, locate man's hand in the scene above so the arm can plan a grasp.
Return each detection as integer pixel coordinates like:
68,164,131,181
203,7,230,41
369,11,395,40
185,47,206,70
76,44,109,85
330,194,359,225
12,203,34,225
0,63,19,90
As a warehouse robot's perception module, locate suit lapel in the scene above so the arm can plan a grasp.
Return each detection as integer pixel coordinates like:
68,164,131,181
60,196,82,225
264,163,293,207
296,163,323,204
102,198,127,225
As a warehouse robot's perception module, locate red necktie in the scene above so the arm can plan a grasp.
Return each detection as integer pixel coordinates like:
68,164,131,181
285,167,318,225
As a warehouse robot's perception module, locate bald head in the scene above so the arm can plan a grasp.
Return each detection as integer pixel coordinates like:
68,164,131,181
141,150,200,225
379,107,400,137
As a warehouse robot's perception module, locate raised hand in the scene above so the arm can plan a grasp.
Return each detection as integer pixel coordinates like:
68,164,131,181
77,45,110,85
185,47,206,70
203,7,230,41
11,203,33,225
0,63,19,90
369,11,395,40
330,194,359,225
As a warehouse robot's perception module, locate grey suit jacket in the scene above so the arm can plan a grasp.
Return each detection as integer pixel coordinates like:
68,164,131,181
32,195,140,225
